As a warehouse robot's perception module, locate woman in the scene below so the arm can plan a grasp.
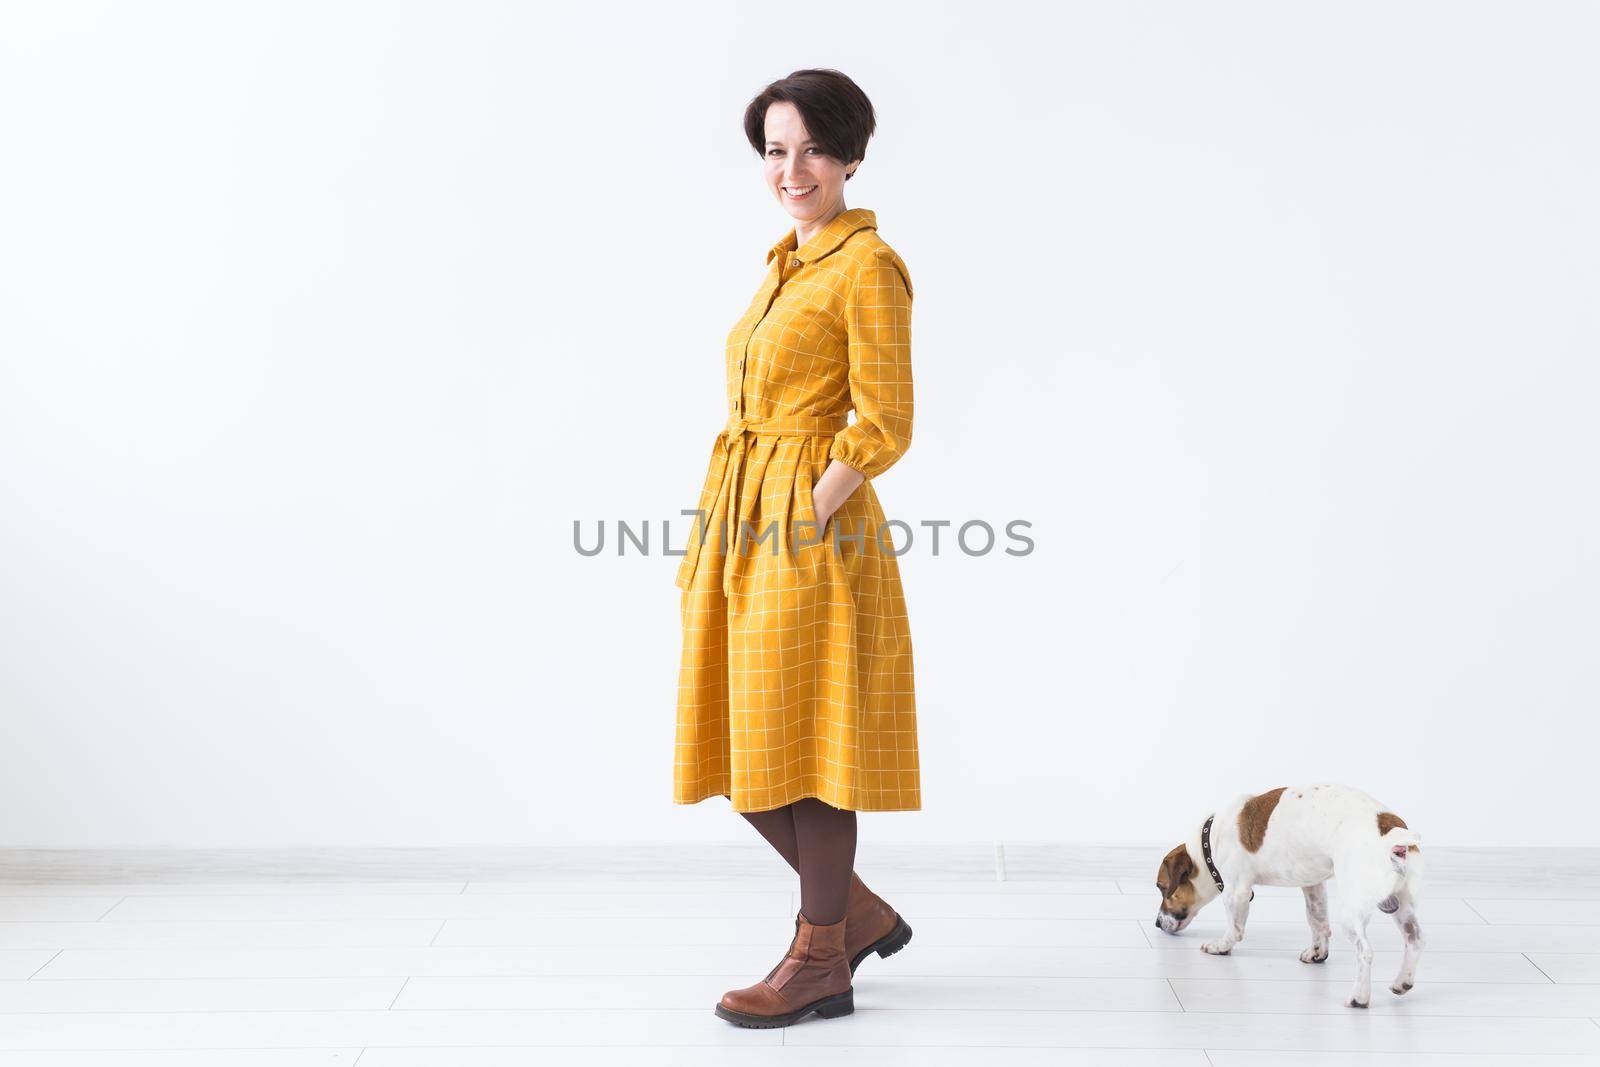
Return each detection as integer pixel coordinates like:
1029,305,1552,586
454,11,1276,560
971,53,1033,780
672,68,921,1028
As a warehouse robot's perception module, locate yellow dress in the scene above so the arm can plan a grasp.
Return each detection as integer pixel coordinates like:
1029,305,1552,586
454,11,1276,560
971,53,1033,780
673,206,921,814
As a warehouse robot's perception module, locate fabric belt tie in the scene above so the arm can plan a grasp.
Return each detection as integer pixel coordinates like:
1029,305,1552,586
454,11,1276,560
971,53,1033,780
677,412,849,597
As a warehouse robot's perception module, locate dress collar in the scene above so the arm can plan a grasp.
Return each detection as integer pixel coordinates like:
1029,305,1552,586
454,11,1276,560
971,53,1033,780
767,207,877,266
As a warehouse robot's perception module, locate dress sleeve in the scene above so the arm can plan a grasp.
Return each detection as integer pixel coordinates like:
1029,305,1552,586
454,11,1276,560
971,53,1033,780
828,247,914,480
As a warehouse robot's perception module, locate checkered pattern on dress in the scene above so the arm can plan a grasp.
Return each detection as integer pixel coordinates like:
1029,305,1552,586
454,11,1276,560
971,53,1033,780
673,207,920,813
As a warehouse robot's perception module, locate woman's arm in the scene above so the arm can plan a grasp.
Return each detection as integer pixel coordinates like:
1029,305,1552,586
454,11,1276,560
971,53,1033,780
816,246,915,527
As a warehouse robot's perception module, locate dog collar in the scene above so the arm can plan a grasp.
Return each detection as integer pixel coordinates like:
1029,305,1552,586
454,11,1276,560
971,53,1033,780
1201,813,1254,900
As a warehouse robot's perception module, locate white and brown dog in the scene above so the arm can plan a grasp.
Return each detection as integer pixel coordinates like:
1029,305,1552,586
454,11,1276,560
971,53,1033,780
1155,783,1424,1008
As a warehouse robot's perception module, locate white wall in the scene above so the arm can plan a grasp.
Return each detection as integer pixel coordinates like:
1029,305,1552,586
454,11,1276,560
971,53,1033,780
1,1,1594,849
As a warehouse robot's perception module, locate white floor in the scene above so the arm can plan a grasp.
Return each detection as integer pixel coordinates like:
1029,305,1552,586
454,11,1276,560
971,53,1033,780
1,843,1599,1065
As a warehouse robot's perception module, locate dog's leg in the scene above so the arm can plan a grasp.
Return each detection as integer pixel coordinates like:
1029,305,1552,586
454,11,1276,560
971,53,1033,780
1333,903,1376,1008
1200,885,1254,955
1299,881,1331,963
1388,890,1424,995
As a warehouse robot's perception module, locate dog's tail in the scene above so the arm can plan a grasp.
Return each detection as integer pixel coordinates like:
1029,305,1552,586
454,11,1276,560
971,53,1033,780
1376,827,1424,912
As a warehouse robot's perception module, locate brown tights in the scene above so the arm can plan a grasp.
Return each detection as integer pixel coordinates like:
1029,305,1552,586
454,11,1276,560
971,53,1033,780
740,797,858,925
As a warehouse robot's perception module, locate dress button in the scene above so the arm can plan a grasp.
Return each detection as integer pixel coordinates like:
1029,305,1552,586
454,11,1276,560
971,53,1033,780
791,259,801,267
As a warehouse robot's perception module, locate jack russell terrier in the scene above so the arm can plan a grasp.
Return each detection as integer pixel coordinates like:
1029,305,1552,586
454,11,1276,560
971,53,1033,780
1155,783,1424,1008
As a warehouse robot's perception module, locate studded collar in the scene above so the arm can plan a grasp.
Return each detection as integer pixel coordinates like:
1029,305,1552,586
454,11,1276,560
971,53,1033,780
1201,813,1254,900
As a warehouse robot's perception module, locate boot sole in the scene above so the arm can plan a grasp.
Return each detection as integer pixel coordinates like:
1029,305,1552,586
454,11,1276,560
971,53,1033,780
714,987,854,1028
849,913,913,975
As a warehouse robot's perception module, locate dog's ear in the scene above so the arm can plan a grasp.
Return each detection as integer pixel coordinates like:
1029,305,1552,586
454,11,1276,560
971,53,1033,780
1157,843,1196,895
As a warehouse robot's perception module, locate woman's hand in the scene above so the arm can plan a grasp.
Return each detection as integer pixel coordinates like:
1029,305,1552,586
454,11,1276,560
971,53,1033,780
811,459,867,533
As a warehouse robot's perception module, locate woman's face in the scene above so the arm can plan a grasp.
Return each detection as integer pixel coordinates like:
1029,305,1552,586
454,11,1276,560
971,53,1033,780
762,101,858,227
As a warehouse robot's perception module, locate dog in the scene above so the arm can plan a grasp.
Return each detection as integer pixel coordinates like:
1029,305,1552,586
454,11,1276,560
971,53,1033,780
1154,784,1424,1008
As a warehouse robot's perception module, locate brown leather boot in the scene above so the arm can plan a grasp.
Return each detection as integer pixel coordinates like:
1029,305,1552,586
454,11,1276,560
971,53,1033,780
715,912,854,1027
845,871,914,975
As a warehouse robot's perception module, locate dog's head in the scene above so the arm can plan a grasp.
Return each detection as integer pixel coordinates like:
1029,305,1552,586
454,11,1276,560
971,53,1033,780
1154,842,1216,934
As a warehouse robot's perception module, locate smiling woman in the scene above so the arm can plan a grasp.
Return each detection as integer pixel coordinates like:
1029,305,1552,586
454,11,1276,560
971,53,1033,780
669,68,921,1029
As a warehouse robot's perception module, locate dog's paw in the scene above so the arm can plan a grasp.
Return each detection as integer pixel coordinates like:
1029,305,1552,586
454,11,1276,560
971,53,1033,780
1390,980,1413,995
1299,946,1329,963
1377,894,1399,914
1199,939,1232,955
1345,994,1370,1009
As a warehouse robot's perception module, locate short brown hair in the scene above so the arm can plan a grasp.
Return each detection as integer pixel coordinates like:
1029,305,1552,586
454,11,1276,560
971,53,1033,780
743,69,876,181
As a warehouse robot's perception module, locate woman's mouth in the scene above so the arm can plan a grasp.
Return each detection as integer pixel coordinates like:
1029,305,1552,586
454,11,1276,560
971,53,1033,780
784,185,817,200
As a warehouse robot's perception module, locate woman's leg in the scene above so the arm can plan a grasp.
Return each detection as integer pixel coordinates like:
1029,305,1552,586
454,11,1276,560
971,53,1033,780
791,797,858,925
740,799,861,923
739,806,801,872
717,798,859,1024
